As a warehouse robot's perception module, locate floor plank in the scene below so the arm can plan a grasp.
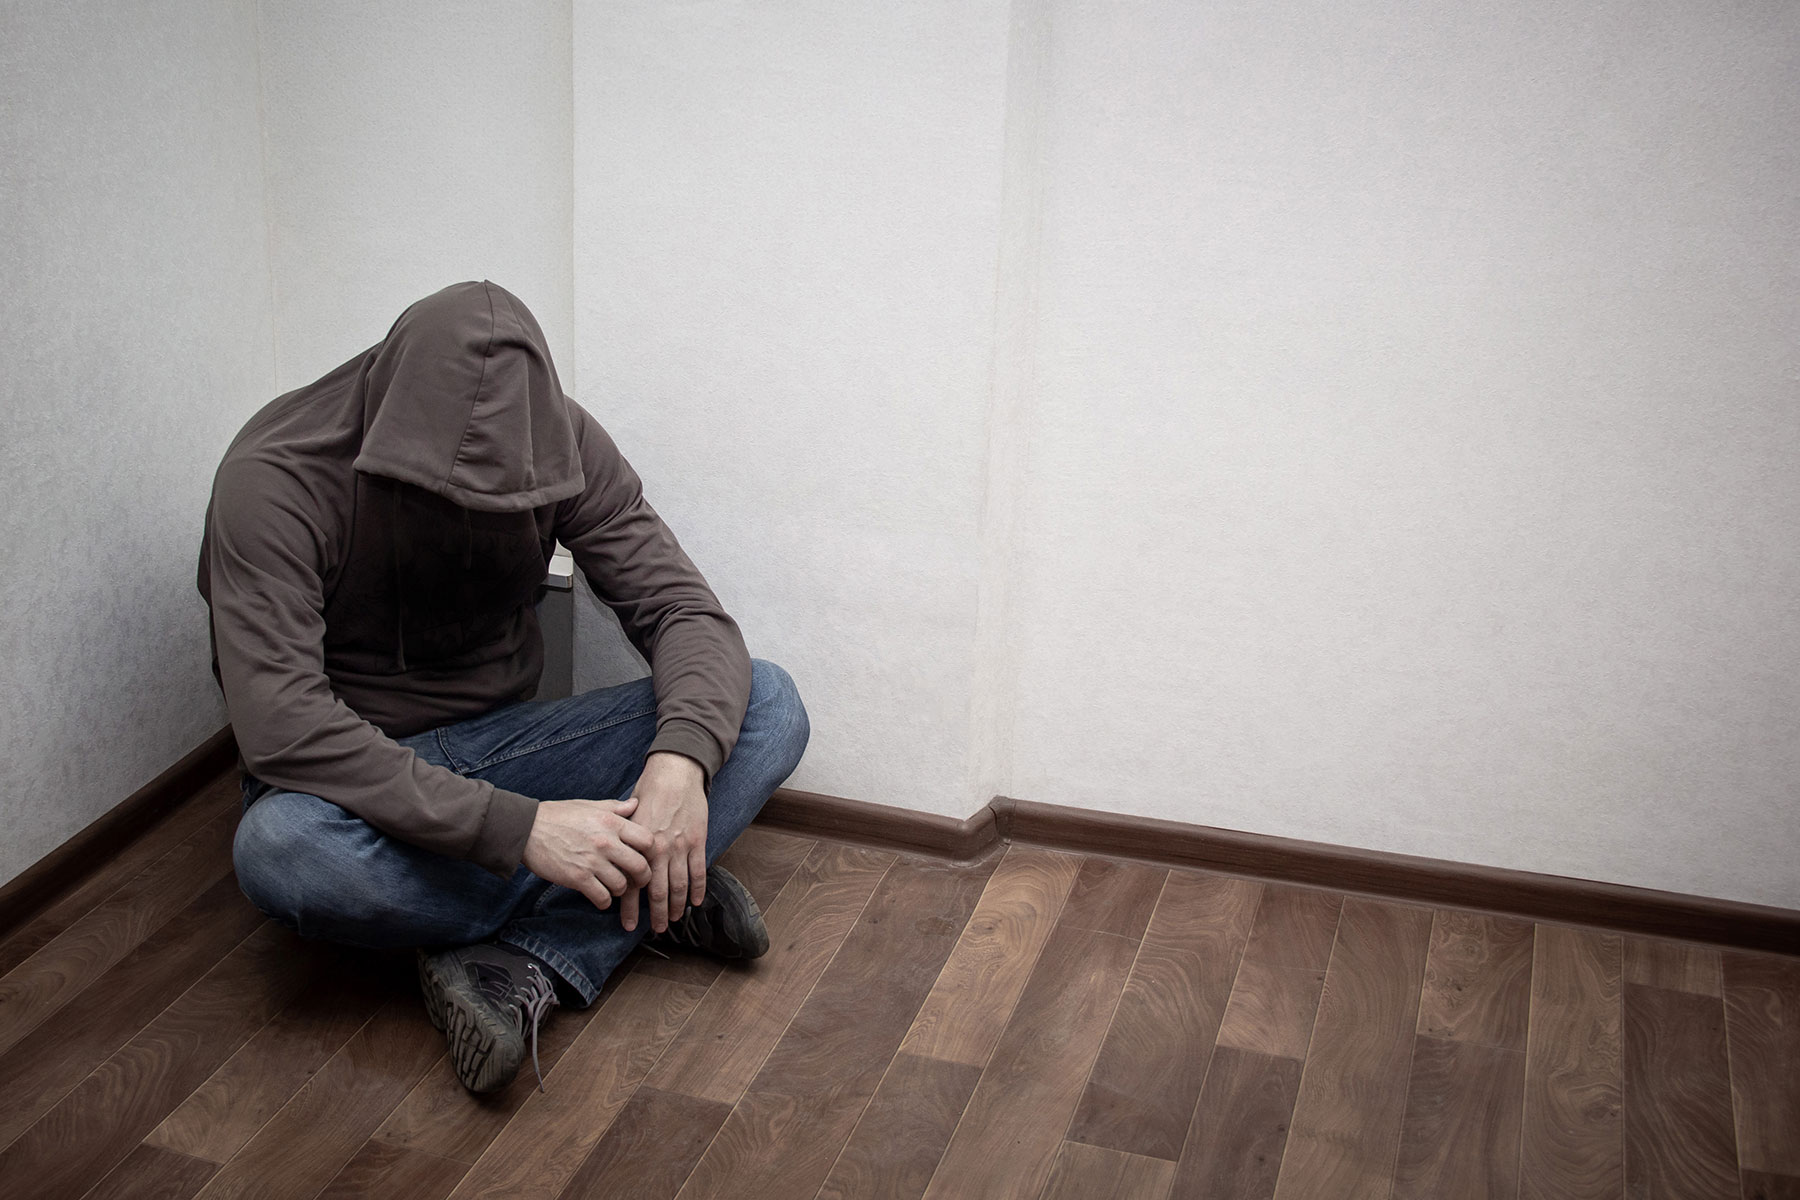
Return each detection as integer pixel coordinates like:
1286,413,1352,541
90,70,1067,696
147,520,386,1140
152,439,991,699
0,771,237,978
1722,950,1800,1177
1519,924,1623,1200
816,1053,984,1200
1038,1140,1176,1200
146,946,398,1163
1241,884,1342,971
1054,857,1167,941
1067,873,1260,1160
447,972,709,1200
316,1140,471,1200
1215,960,1325,1062
192,995,447,1200
643,842,893,1105
82,1142,220,1200
1624,935,1723,996
898,845,1082,1067
669,853,999,1200
0,808,237,1058
0,874,264,1150
371,961,630,1164
554,1085,731,1200
0,922,317,1200
1168,1045,1303,1200
1622,982,1740,1200
1743,1170,1800,1200
1273,897,1433,1200
1390,1034,1526,1200
921,921,1140,1200
1416,910,1534,1050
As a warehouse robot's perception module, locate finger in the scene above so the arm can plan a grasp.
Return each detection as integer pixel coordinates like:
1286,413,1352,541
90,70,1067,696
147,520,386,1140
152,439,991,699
667,846,689,928
689,841,706,909
648,858,671,934
576,876,612,912
621,886,640,932
614,818,655,854
593,860,628,897
610,795,639,816
612,844,651,887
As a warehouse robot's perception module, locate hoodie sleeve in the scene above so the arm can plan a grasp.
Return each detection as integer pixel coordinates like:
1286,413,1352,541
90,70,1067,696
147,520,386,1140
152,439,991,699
553,402,752,786
206,458,539,876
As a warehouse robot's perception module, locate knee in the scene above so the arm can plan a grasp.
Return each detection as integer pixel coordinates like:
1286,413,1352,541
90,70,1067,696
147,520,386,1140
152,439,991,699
232,796,313,924
746,658,810,773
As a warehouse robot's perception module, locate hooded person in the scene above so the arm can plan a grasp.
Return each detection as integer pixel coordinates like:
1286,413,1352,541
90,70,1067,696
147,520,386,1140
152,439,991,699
199,281,810,1093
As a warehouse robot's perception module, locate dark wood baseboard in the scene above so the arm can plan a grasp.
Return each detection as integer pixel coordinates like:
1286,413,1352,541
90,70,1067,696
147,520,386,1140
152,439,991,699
763,788,1800,956
759,787,998,861
0,727,238,941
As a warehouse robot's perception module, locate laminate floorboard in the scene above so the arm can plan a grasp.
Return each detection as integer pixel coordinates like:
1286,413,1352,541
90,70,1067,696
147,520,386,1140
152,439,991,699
1216,960,1325,1062
0,771,238,978
146,945,399,1163
316,1140,471,1200
1273,897,1433,1200
1037,1140,1176,1200
3,778,1796,1200
1389,1034,1525,1200
1519,924,1623,1200
192,995,447,1200
1241,884,1342,971
1625,934,1723,996
923,921,1139,1200
82,1142,219,1200
1067,873,1259,1160
1722,950,1800,1177
554,1085,731,1200
0,807,238,1058
643,842,892,1105
1416,910,1533,1050
1168,1045,1304,1200
447,972,708,1200
671,853,997,1200
371,961,627,1164
898,845,1082,1067
1622,982,1740,1200
815,1052,984,1200
1054,857,1166,941
0,922,317,1200
1743,1170,1800,1200
0,874,263,1151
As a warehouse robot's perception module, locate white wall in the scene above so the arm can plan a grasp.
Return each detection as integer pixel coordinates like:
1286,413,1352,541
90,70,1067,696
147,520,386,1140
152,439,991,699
572,1,1015,814
0,0,275,884
1008,0,1800,907
571,0,1800,908
257,0,574,390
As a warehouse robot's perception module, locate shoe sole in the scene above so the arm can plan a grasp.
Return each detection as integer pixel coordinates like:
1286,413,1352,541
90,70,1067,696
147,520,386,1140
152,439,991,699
416,951,525,1094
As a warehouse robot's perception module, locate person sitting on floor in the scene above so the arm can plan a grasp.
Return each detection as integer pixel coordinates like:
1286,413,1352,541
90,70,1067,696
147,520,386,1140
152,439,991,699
197,279,809,1093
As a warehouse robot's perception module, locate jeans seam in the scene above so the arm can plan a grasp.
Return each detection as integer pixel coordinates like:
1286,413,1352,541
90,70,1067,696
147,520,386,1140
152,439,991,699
434,728,464,773
462,707,657,773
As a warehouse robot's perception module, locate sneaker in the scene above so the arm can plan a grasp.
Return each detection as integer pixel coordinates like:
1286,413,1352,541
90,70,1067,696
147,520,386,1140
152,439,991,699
647,864,770,960
416,942,559,1094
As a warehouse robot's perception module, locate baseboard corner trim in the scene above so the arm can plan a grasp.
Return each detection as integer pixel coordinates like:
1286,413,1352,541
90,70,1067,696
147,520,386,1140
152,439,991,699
760,789,1799,956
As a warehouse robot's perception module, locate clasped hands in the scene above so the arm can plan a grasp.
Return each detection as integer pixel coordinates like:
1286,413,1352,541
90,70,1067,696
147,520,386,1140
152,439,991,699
520,751,708,934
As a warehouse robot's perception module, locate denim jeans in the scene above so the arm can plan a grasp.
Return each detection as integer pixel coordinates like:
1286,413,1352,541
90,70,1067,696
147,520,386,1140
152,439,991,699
232,659,809,1005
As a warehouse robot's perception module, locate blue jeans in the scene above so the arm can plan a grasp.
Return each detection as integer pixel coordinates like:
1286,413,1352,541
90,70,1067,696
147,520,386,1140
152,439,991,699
231,659,809,1005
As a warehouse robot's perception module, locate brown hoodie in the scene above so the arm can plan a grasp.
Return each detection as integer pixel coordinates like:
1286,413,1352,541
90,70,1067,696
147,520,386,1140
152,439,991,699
198,281,751,876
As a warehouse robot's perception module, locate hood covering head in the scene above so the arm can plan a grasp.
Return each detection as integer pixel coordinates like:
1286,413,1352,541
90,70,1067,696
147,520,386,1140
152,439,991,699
353,280,583,513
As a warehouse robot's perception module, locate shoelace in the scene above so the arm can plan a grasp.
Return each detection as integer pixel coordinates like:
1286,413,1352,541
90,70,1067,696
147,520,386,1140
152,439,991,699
473,959,556,1092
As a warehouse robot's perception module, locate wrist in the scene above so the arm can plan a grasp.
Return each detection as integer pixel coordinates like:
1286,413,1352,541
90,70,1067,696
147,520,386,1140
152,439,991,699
640,751,704,791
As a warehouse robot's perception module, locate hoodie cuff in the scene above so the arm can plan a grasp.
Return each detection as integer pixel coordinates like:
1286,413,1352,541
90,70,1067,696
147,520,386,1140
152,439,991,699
648,718,725,791
471,786,539,878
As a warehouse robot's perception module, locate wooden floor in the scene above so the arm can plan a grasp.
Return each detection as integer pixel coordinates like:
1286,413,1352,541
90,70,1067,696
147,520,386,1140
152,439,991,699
1,771,1796,1200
